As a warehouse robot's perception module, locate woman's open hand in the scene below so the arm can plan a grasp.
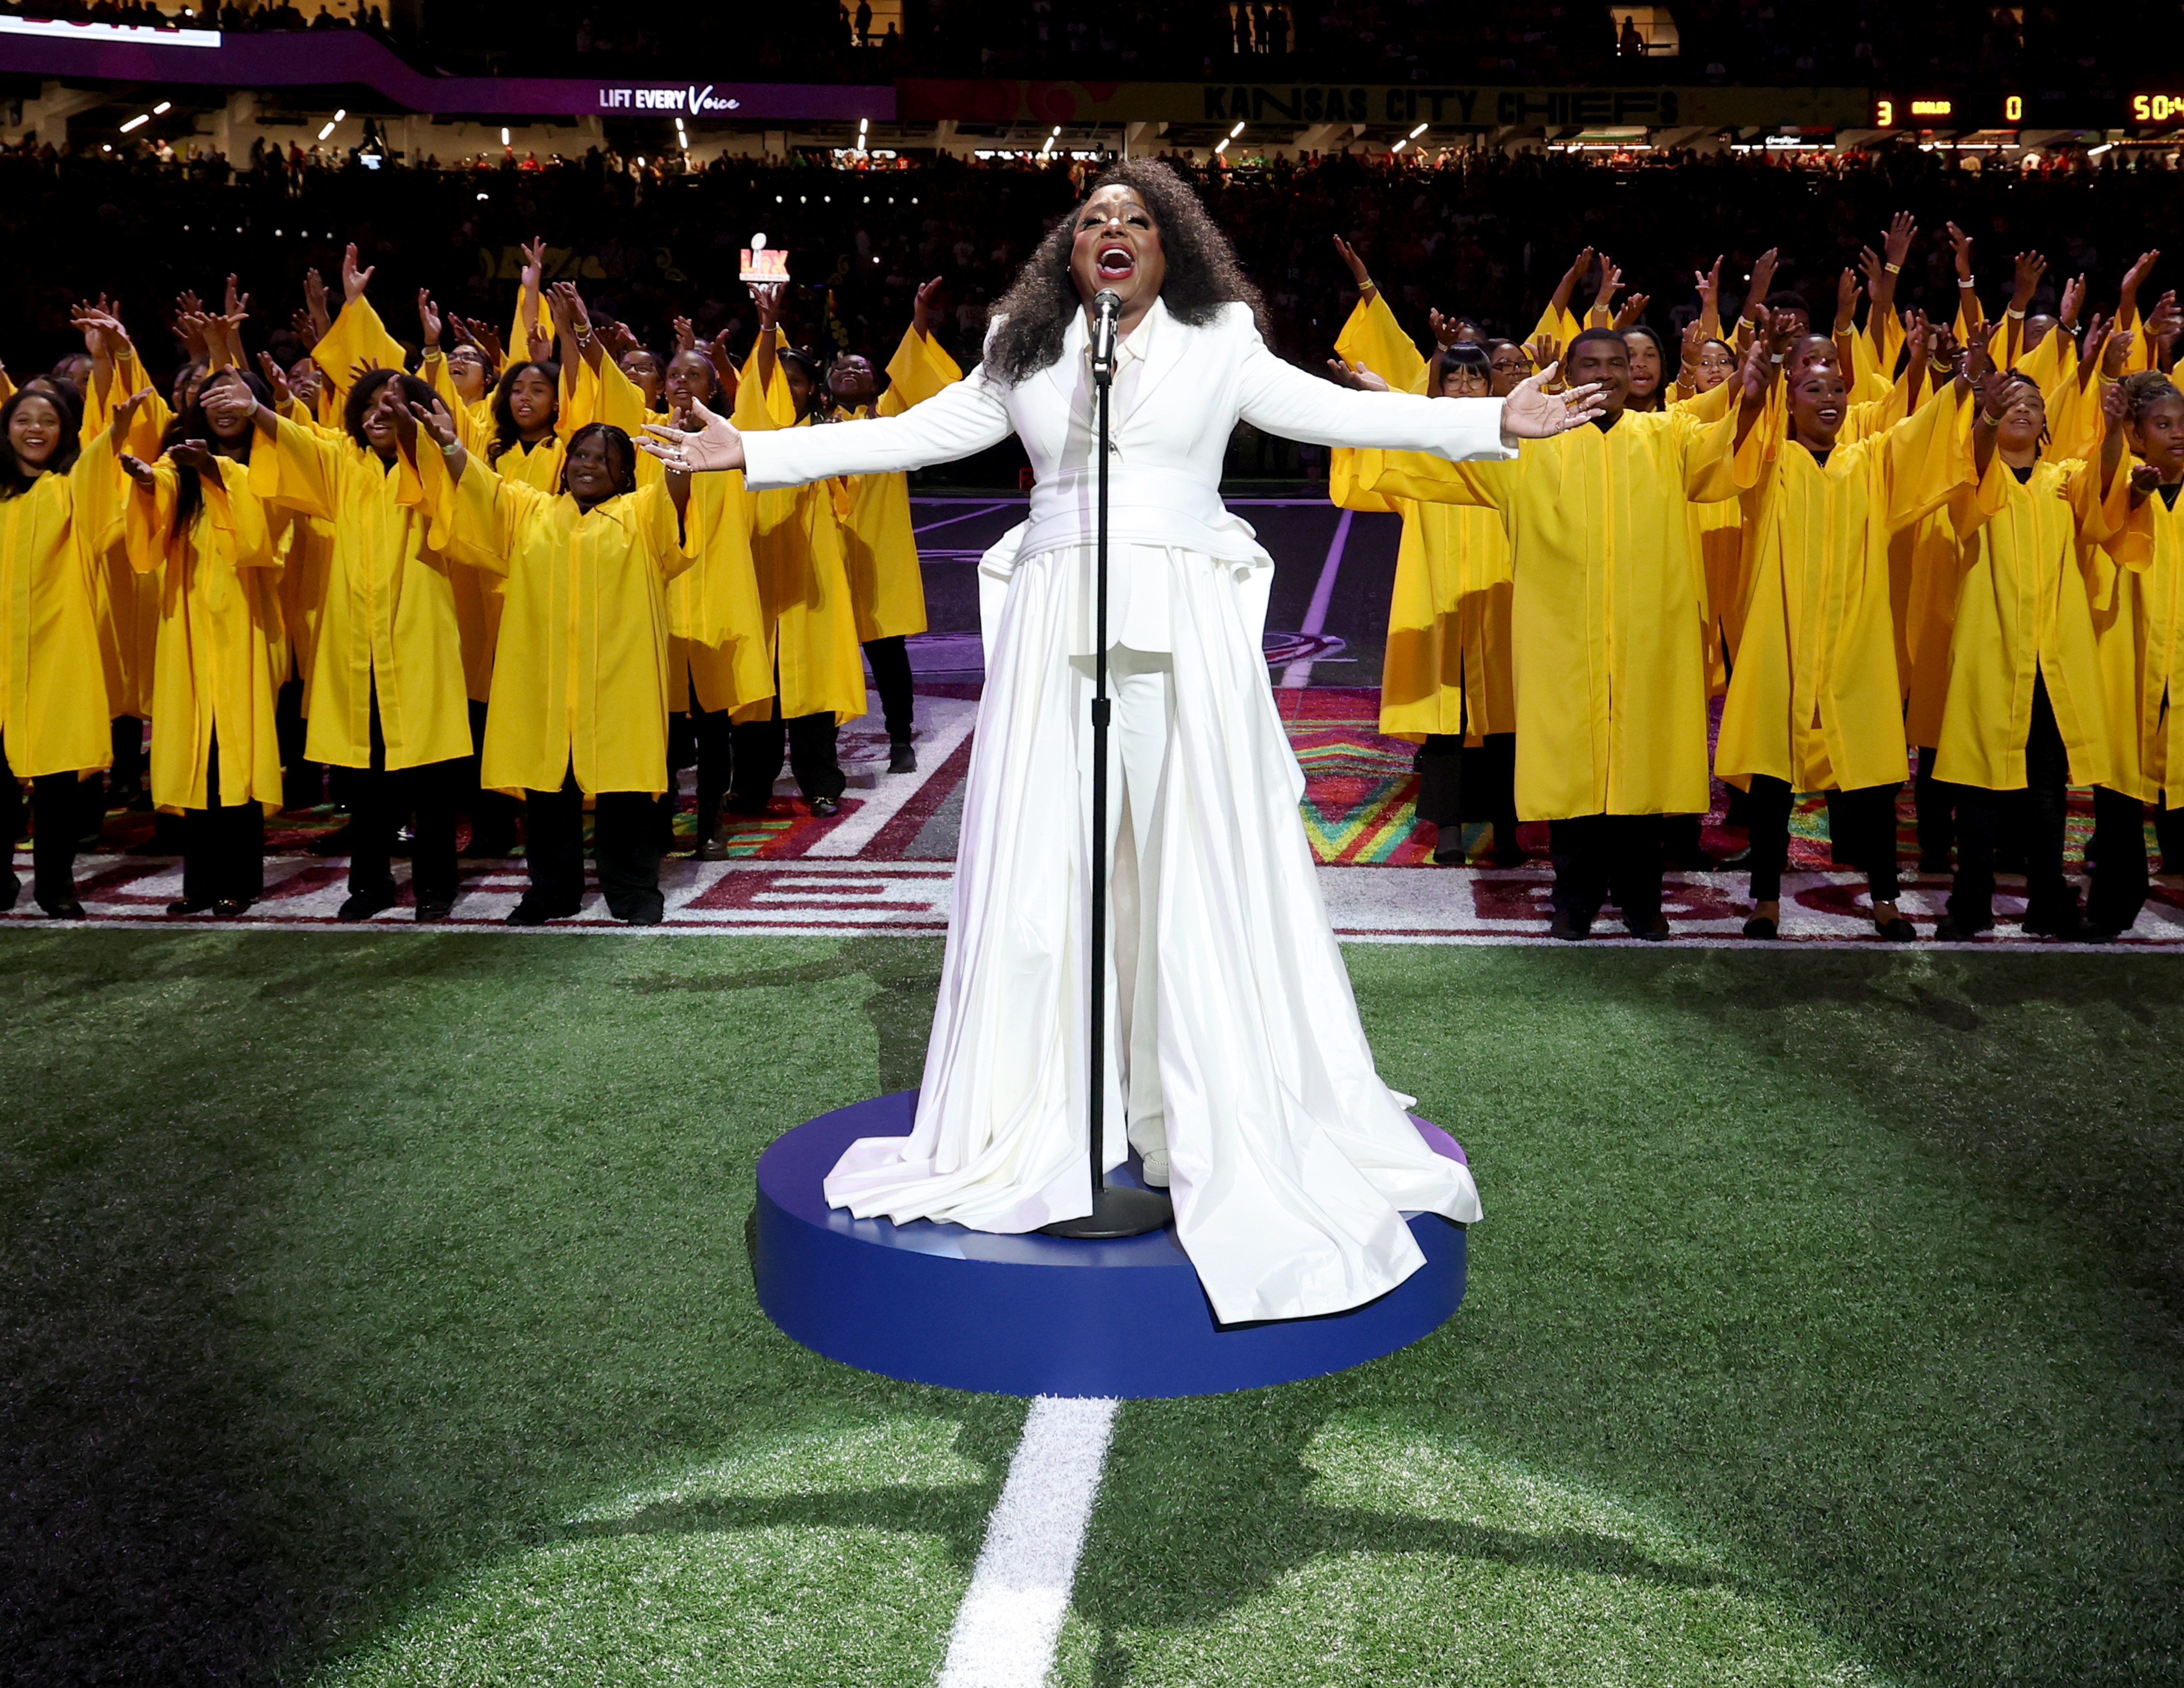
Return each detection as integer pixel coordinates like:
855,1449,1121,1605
640,396,744,473
1500,364,1605,440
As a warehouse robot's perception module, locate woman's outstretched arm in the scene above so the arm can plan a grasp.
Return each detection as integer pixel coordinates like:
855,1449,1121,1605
643,368,1014,488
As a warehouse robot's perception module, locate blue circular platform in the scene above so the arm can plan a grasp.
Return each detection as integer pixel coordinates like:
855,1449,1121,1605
752,1091,1469,1398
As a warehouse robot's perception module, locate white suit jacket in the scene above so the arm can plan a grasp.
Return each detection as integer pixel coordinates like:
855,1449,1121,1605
740,297,1515,569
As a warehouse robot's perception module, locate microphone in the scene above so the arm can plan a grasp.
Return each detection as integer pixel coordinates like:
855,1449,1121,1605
1090,287,1121,380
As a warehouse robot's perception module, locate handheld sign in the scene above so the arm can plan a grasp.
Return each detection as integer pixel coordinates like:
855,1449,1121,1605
741,231,790,285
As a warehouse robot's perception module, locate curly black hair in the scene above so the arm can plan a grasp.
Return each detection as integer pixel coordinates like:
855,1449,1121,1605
344,367,442,453
487,359,562,465
0,383,84,500
983,159,1267,387
2120,369,2184,425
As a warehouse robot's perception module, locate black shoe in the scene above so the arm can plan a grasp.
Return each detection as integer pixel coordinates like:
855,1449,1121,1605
1431,837,1467,866
1742,915,1778,939
1932,914,1994,942
888,738,918,774
2081,925,2122,945
620,901,665,926
414,898,456,923
38,897,86,920
212,898,251,919
337,887,399,922
167,897,216,915
1716,845,1753,869
505,896,579,926
1626,914,1672,941
1547,911,1592,941
1491,843,1528,868
692,798,729,860
1875,917,1918,942
308,822,358,858
2021,904,2086,939
809,795,842,818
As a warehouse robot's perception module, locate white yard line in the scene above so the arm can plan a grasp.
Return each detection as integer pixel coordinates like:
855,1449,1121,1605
937,1395,1118,1688
805,693,979,858
913,502,1016,535
1278,508,1354,689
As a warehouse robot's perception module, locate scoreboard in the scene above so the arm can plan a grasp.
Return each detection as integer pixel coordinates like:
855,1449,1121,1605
1870,90,2184,131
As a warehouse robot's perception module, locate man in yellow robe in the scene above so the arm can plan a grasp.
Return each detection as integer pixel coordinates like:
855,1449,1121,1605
1363,326,1759,938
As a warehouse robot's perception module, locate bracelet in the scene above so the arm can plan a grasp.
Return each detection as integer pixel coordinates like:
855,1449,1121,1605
1884,262,1902,275
1978,411,2002,428
439,436,462,457
1958,278,1977,289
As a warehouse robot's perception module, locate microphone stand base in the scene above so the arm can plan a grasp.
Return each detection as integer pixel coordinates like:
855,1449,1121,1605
1040,1184,1174,1239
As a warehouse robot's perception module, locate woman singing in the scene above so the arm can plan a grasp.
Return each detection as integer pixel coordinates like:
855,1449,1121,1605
645,162,1600,1323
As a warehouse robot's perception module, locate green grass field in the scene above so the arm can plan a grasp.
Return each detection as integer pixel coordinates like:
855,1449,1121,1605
2,930,2179,1685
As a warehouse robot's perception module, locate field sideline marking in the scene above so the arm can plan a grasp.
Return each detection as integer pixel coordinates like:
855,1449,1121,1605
938,1395,1118,1688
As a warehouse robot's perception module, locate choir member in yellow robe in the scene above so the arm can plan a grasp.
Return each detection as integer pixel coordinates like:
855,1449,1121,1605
0,383,126,916
1931,368,2139,941
1716,354,1971,941
117,369,286,915
2084,372,2184,936
1362,326,1762,938
728,284,868,818
822,277,963,772
413,399,695,925
601,348,773,857
243,367,470,922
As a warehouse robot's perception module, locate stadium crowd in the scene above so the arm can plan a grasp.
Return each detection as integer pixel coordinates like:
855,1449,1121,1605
3,147,2182,938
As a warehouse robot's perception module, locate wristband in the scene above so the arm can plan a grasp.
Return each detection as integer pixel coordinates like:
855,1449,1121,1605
1768,352,1784,364
439,435,462,457
1884,262,1902,275
2007,307,2026,321
1978,412,2002,428
1958,278,1977,289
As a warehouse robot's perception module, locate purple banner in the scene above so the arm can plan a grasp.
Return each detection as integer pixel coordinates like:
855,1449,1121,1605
0,19,894,121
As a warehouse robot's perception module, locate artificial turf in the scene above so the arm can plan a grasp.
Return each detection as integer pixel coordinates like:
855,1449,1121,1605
0,930,2177,1685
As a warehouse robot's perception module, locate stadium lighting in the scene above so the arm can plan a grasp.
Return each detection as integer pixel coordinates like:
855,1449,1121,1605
152,101,171,114
334,108,346,121
1409,122,1428,138
318,121,336,140
1229,121,1245,138
1391,138,1407,152
120,114,149,132
1215,138,1230,154
2087,142,2114,155
500,127,510,145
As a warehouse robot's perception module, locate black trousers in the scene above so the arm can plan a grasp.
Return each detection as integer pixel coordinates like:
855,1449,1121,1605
2084,785,2177,933
461,697,522,848
181,730,266,905
276,677,323,810
864,635,916,743
522,770,664,921
348,686,462,904
0,734,83,908
1744,776,1901,904
730,701,844,812
1548,813,1663,926
1950,670,2074,927
1914,746,1956,868
110,715,147,797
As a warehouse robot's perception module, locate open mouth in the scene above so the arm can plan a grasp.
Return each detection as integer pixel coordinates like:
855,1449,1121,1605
1095,244,1136,282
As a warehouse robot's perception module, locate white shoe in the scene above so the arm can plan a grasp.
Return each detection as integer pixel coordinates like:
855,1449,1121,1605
1140,1149,1170,1188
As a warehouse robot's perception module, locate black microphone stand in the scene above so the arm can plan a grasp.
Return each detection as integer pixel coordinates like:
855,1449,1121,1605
1041,293,1173,1243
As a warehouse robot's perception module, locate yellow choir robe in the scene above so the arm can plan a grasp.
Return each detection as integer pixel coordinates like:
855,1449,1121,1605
0,432,121,777
731,361,870,726
248,414,471,771
81,353,166,725
430,458,694,797
1716,394,1968,794
831,326,964,642
312,296,412,418
1361,404,1742,819
122,457,287,813
1934,451,2138,791
2084,484,2184,805
595,358,774,721
1326,297,1515,741
260,398,341,720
